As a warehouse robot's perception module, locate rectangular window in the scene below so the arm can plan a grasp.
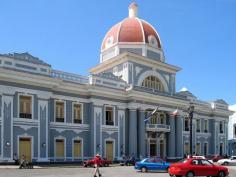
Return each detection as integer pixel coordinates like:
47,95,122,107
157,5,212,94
204,143,208,156
19,95,32,119
196,143,201,155
73,140,82,158
73,104,82,124
56,101,65,122
196,119,200,132
160,114,165,124
204,120,208,133
184,118,189,131
219,143,224,156
56,139,64,158
105,107,114,125
234,126,236,138
220,121,224,134
184,142,190,155
150,114,158,124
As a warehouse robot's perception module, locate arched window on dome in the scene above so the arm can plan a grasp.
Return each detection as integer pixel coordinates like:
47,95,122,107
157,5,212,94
141,75,164,91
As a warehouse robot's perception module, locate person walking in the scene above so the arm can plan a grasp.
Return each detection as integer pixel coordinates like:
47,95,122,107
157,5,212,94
13,153,18,165
93,154,102,177
19,154,26,169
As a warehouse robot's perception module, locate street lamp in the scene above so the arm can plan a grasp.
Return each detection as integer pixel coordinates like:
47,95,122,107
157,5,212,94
188,102,194,157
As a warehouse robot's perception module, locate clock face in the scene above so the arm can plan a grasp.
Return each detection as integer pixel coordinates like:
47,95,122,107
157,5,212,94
148,35,158,48
105,36,114,49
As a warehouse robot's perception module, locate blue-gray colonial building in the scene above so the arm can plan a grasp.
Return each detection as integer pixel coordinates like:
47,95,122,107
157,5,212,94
0,3,232,162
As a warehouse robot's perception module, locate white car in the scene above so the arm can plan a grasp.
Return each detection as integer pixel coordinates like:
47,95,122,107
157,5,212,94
218,156,236,165
191,155,213,163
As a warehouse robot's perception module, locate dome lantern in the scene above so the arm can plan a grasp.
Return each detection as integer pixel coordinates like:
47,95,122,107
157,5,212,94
129,2,138,18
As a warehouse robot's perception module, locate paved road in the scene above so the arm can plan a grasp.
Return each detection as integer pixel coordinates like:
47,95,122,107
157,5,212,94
0,166,236,177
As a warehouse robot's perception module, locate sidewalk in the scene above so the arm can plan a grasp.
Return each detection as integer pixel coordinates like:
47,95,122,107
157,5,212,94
0,165,42,169
0,164,120,169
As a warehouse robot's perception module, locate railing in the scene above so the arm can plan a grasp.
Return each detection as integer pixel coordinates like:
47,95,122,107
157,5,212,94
56,117,65,122
74,119,82,124
51,70,88,84
185,127,190,131
106,120,114,126
146,124,170,132
19,113,32,119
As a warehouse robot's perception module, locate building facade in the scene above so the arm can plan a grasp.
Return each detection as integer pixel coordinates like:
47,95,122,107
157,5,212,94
0,3,232,162
228,105,236,156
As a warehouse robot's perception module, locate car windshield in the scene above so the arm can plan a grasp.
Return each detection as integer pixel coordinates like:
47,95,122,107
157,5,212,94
141,158,148,163
145,157,164,163
178,159,188,163
201,159,213,166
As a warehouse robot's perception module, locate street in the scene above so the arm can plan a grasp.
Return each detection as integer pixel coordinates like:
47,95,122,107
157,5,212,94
0,165,236,177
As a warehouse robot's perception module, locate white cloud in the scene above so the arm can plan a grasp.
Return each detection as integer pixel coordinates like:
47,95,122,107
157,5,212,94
229,104,236,111
180,87,188,92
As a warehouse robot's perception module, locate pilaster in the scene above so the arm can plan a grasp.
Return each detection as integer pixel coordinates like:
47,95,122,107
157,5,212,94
37,99,49,162
2,95,13,161
128,109,137,157
176,115,183,158
167,114,175,158
138,110,146,158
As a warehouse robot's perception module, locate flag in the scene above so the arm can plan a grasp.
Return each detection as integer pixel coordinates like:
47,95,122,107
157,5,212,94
171,109,179,117
144,106,159,122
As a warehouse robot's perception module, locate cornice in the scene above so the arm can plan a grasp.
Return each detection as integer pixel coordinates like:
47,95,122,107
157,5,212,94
89,52,181,74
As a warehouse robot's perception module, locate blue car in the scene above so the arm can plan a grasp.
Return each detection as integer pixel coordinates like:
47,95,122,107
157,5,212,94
134,157,170,172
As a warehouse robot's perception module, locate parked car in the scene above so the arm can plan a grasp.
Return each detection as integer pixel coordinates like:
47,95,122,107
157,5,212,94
120,156,137,166
218,156,236,165
206,155,224,162
192,155,205,159
169,158,229,177
83,157,112,167
134,157,170,172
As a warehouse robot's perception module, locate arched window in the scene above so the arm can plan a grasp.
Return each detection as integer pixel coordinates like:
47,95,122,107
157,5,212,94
141,75,164,91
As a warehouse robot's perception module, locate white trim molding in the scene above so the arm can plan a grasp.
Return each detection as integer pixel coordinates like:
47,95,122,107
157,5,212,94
72,102,83,124
17,93,34,119
54,100,66,123
72,137,84,161
17,134,34,161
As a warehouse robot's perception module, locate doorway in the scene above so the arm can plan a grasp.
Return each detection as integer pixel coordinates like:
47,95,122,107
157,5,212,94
150,140,157,156
160,140,164,159
19,137,32,162
106,141,114,160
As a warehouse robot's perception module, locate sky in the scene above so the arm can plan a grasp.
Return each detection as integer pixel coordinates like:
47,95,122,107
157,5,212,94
0,0,235,105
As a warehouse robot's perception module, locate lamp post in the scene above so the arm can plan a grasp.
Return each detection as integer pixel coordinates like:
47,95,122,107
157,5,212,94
188,102,194,157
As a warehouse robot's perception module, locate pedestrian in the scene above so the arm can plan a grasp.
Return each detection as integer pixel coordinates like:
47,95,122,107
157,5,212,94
93,154,102,177
13,153,18,165
19,154,26,169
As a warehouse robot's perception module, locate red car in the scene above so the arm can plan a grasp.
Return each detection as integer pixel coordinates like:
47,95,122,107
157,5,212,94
169,158,229,177
83,158,112,167
212,155,224,162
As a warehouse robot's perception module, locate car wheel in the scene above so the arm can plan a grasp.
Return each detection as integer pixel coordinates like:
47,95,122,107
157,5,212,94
218,171,225,177
223,162,229,166
186,171,195,177
175,175,182,177
141,167,147,173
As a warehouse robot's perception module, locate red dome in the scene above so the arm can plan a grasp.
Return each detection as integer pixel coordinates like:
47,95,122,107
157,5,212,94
101,17,161,50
